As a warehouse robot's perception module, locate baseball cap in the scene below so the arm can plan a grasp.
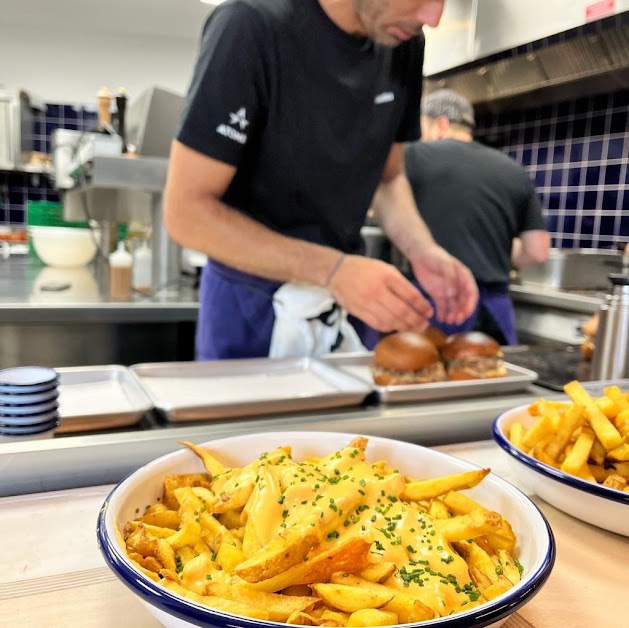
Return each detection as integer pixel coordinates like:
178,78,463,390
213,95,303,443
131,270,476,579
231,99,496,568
421,89,476,128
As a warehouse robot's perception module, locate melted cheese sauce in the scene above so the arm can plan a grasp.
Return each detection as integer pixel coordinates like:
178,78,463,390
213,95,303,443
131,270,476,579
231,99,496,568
242,446,481,616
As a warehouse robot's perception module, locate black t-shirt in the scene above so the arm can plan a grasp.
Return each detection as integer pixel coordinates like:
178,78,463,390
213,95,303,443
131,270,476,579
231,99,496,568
177,0,424,253
405,140,547,284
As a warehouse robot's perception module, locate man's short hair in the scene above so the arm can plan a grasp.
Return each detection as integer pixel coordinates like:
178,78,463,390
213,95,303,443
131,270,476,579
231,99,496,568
421,89,476,129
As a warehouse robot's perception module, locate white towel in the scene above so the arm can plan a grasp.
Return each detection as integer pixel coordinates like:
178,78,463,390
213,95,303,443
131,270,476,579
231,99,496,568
268,283,367,359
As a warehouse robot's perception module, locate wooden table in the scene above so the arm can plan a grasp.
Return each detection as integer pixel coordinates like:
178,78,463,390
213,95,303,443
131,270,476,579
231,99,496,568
1,441,627,627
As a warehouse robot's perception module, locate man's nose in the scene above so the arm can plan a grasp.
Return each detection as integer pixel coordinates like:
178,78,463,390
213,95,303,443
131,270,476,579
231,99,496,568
414,0,445,28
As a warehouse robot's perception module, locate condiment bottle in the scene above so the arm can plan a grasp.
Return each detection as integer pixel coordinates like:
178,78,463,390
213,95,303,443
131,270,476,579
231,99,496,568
132,240,152,294
97,87,113,133
109,241,132,300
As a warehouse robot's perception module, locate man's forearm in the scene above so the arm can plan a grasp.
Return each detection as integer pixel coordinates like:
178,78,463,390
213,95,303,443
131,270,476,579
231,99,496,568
372,173,436,262
165,193,341,287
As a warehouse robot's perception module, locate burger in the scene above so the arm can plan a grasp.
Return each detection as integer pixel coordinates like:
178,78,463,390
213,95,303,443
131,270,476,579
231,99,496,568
423,325,448,351
372,332,447,386
441,332,508,380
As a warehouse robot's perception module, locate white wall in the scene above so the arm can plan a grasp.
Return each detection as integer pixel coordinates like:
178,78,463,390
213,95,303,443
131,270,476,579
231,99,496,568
1,23,200,105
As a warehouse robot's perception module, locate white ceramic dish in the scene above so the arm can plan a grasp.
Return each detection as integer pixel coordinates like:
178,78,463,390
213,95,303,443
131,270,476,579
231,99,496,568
493,405,629,537
0,399,59,416
0,408,59,426
0,390,59,406
98,431,555,628
29,226,100,268
0,366,58,387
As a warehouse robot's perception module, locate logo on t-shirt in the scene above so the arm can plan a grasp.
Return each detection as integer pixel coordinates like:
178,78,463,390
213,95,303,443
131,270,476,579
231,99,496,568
216,107,249,145
374,91,395,105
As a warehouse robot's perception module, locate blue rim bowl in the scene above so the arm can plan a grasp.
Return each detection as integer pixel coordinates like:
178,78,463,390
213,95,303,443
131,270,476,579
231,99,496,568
492,404,629,536
97,432,555,628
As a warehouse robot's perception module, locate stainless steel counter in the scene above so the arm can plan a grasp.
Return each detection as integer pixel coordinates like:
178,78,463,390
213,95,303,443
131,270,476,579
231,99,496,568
0,255,199,324
510,283,603,314
0,383,557,497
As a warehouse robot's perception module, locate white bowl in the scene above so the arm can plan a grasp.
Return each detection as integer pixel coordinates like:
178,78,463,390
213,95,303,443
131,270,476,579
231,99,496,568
493,405,629,537
29,226,100,268
98,431,555,628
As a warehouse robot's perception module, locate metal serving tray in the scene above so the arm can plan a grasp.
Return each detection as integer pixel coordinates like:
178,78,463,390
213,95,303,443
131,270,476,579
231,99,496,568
129,357,373,422
55,365,153,433
320,353,538,403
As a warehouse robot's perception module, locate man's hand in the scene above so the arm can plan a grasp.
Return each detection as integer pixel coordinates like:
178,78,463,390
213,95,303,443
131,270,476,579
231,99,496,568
328,255,433,333
410,245,478,325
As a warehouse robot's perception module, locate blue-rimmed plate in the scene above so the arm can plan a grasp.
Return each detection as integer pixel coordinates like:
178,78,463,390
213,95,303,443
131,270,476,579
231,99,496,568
0,366,58,387
0,417,59,435
0,408,59,426
0,399,59,416
0,390,59,406
493,405,629,537
98,431,555,628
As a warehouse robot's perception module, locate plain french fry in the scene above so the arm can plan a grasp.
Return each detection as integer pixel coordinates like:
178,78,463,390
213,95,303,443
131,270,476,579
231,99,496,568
403,468,490,501
602,475,627,491
605,386,629,413
544,403,585,461
607,443,629,462
564,380,623,450
347,608,398,626
179,441,226,477
508,422,526,450
311,583,394,613
561,427,596,475
522,415,554,450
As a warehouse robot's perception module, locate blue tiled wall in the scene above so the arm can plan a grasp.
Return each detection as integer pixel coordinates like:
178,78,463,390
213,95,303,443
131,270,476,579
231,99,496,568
0,104,98,225
475,90,628,249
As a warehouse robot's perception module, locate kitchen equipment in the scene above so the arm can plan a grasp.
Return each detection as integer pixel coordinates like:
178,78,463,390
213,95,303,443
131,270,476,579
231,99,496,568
591,273,629,380
493,404,629,537
29,226,100,268
98,431,555,628
0,89,45,170
115,88,128,153
517,248,624,290
125,86,184,157
54,365,152,434
320,352,538,403
130,357,372,422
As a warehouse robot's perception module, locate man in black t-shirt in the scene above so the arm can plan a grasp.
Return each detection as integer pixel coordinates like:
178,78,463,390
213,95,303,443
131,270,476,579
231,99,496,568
405,89,550,345
164,0,478,360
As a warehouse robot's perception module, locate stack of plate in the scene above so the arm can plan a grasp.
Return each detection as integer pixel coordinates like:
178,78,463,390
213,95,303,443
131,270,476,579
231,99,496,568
0,367,60,441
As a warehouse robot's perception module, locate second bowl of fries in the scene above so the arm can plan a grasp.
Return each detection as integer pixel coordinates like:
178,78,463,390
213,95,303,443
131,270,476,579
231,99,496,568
493,380,629,537
97,431,555,628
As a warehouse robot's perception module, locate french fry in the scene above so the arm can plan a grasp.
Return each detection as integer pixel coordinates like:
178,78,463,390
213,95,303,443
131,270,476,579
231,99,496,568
544,403,584,461
358,562,396,584
602,475,627,491
244,535,372,593
607,443,629,462
508,422,526,450
311,583,394,613
347,609,398,626
522,415,554,450
436,509,502,542
604,386,629,413
179,441,226,477
561,427,595,475
480,577,513,601
564,381,623,450
403,468,489,501
162,473,212,510
205,580,317,622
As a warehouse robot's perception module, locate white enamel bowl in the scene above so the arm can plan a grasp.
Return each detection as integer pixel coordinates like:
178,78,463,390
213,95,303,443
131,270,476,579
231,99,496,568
493,405,629,537
98,432,555,628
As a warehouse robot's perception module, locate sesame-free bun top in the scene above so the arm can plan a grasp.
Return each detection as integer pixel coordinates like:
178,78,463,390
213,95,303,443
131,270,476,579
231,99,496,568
374,332,441,372
423,325,448,349
441,332,502,360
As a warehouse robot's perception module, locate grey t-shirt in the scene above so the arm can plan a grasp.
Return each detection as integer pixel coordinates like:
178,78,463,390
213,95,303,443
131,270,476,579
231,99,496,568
405,139,547,284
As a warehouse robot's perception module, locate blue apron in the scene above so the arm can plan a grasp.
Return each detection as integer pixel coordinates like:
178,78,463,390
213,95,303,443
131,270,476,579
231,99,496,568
195,226,379,360
416,281,518,346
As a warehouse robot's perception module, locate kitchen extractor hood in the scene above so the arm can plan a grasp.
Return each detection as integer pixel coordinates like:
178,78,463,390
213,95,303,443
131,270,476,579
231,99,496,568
423,0,629,111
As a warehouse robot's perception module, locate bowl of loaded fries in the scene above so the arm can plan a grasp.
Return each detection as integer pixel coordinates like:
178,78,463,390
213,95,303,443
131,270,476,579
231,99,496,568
97,431,555,628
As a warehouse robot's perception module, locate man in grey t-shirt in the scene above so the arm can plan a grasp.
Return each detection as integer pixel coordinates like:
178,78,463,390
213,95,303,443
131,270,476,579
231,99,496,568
405,89,550,344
